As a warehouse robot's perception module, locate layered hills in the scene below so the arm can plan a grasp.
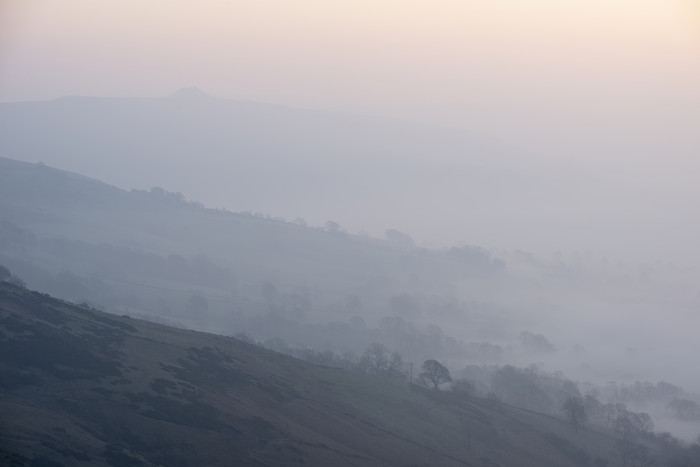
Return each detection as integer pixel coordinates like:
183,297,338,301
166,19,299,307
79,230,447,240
2,156,700,465
1,155,699,392
0,281,637,466
0,90,680,257
0,155,510,348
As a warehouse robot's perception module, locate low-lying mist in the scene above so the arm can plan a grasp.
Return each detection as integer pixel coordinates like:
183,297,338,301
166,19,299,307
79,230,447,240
1,92,699,443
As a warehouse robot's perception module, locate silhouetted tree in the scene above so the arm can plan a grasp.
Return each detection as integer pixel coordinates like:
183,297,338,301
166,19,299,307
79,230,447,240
359,343,404,378
361,342,390,375
612,407,654,440
635,412,654,434
387,352,404,378
419,359,452,390
491,365,554,412
668,398,700,421
562,396,587,432
583,394,605,425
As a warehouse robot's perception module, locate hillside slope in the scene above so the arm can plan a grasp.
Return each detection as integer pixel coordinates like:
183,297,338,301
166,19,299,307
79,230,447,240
0,93,534,242
3,156,700,397
0,91,660,255
0,156,512,350
0,282,624,466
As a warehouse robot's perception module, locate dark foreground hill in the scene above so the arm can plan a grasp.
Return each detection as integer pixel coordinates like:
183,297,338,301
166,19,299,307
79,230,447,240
1,282,640,466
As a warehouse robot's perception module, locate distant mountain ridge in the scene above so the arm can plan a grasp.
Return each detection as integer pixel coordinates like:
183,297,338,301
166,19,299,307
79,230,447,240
0,88,688,259
0,88,577,251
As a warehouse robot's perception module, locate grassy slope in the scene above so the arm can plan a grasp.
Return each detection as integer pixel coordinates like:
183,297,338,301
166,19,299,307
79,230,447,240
0,282,623,467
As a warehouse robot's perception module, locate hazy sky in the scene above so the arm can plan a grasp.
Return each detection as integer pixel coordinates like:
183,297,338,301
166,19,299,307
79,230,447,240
2,1,698,165
1,0,699,205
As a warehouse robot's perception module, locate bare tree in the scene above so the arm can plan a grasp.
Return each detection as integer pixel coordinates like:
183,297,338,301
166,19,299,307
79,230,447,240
362,342,389,375
613,408,654,440
358,343,404,378
635,412,654,434
385,351,404,378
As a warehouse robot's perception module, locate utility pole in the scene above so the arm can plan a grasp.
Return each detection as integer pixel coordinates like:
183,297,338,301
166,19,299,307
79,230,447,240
409,362,414,384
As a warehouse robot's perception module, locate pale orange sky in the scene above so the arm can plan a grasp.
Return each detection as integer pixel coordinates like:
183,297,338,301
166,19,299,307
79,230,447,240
1,0,698,172
2,1,697,99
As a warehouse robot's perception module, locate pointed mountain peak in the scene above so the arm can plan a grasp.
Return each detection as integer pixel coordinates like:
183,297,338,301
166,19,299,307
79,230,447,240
168,86,213,99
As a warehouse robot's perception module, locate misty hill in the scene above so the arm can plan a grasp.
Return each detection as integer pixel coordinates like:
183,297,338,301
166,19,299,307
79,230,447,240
0,89,674,256
0,90,526,226
0,155,506,323
2,280,684,467
0,156,524,373
2,155,700,398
